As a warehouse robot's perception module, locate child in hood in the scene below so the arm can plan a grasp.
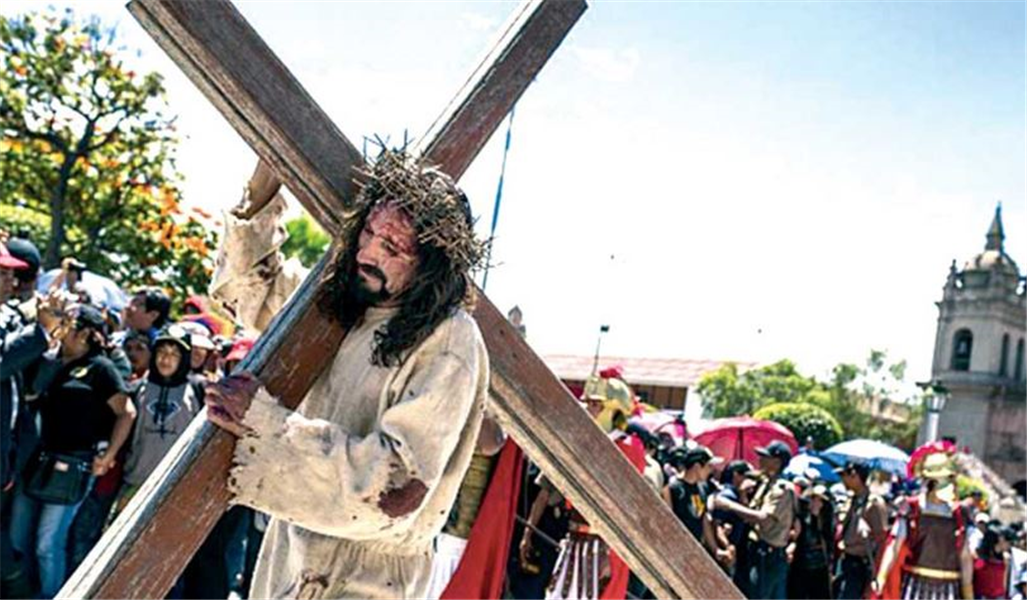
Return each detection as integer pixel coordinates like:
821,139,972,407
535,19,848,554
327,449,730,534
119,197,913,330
113,325,203,513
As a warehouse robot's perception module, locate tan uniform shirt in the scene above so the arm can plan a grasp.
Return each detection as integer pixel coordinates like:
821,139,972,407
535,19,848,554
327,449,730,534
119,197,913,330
752,477,795,548
212,201,490,599
840,491,888,557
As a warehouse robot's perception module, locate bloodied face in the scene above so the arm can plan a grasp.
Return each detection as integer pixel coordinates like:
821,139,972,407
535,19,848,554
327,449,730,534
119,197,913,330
353,202,420,306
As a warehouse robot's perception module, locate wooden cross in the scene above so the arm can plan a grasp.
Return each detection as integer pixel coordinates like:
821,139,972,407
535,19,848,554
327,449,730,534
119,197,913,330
61,2,740,598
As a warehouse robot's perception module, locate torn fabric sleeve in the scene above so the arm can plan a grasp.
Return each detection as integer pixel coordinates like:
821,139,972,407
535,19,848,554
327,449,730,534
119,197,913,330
229,349,480,539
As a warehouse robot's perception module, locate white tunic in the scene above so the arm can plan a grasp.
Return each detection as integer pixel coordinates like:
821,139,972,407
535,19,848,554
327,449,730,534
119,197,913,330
211,199,489,599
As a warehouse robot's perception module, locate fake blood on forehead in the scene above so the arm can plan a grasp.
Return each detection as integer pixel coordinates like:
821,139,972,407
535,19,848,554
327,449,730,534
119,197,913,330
367,203,418,256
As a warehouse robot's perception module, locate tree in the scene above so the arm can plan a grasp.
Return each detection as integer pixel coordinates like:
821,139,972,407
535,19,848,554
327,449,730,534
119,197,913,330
696,359,820,419
696,351,924,450
0,9,218,297
753,402,843,450
281,214,330,268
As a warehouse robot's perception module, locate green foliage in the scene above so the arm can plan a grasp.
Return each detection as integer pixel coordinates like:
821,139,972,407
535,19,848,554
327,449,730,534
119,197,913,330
0,204,49,243
955,475,989,504
697,359,821,419
281,214,330,268
697,350,925,451
0,9,218,298
753,402,843,450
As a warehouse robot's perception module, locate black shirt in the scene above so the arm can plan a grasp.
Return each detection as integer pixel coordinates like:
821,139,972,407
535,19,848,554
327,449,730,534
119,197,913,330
669,478,708,541
39,352,128,453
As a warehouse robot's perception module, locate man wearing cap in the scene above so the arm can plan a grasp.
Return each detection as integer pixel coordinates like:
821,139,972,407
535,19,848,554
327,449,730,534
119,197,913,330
663,445,721,556
835,461,888,598
4,237,41,304
710,440,795,599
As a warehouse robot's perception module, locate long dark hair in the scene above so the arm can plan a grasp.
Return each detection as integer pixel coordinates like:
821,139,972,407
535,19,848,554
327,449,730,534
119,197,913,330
319,204,475,367
978,525,1004,561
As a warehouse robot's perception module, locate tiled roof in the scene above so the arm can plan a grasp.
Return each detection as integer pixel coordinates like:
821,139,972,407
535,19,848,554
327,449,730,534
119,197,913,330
543,355,757,388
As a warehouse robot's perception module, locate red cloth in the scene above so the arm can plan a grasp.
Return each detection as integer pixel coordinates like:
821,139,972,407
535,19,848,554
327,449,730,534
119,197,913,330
872,497,966,600
440,441,524,600
973,558,1007,599
598,433,647,600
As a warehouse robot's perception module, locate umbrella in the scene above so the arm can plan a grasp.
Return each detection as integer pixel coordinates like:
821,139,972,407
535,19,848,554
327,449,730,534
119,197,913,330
691,416,798,467
822,439,910,477
628,411,687,445
783,451,840,483
36,268,129,312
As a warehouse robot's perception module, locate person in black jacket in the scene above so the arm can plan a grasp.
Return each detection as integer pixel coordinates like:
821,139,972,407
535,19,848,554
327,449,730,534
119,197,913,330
787,484,835,599
8,305,134,598
1,243,70,598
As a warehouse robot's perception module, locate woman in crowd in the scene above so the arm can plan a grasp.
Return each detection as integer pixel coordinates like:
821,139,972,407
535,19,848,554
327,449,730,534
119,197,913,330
787,484,835,599
10,305,134,598
973,523,1010,599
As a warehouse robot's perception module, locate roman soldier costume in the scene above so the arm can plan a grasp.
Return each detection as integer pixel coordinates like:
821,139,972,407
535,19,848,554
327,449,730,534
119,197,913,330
545,369,646,600
874,445,973,600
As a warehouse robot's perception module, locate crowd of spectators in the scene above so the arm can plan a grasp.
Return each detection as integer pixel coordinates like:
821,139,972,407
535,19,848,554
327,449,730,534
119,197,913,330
511,420,1027,600
0,233,260,599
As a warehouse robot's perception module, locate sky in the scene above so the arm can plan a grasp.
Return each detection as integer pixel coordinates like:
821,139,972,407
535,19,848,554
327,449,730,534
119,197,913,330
4,0,1025,393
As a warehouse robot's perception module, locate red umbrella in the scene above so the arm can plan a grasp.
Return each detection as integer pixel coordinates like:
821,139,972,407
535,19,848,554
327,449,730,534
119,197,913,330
692,416,798,467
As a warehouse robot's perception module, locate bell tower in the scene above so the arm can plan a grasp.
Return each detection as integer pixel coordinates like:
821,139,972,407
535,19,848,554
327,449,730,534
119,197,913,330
930,204,1026,487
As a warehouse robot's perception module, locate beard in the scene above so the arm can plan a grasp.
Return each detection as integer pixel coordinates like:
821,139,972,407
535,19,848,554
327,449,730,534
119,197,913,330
345,265,392,308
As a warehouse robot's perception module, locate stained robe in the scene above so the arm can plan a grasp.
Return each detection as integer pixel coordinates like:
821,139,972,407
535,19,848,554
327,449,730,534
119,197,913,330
211,200,490,598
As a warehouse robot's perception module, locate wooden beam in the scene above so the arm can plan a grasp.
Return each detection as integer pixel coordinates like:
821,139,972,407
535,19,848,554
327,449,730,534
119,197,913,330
125,0,362,236
64,0,742,597
476,300,740,598
416,0,587,176
60,0,591,597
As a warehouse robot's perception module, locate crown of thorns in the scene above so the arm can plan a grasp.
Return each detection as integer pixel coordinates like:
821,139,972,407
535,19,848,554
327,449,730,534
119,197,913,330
354,150,486,272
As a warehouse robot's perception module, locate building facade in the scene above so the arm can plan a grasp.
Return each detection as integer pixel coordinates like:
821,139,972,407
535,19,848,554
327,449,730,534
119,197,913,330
930,206,1026,488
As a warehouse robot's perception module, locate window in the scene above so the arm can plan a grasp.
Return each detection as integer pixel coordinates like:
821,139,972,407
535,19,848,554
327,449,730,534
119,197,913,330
1015,338,1025,381
1000,334,1010,377
951,329,973,371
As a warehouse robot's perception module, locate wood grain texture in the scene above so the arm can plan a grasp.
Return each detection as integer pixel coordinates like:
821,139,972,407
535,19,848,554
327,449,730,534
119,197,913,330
63,0,741,597
60,0,594,598
417,0,586,175
126,0,362,236
474,297,741,599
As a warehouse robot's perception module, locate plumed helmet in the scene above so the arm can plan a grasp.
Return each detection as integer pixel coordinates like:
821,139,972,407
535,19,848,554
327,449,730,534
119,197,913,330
582,372,634,433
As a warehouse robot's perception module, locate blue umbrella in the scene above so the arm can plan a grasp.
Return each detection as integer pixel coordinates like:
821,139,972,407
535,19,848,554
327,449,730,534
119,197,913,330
823,439,910,477
36,268,129,312
783,451,840,483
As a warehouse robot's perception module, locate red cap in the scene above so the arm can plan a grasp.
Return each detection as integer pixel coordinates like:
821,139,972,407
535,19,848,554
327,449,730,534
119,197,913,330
226,338,256,362
184,295,205,311
0,243,29,270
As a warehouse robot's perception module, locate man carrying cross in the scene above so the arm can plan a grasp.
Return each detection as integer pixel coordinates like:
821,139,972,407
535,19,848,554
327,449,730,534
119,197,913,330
204,150,490,599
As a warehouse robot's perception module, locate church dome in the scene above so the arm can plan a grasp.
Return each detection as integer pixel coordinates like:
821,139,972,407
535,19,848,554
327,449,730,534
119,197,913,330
965,249,1020,276
961,205,1021,284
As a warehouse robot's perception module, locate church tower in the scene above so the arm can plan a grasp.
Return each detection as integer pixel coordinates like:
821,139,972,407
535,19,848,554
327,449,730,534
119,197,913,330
931,205,1026,488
